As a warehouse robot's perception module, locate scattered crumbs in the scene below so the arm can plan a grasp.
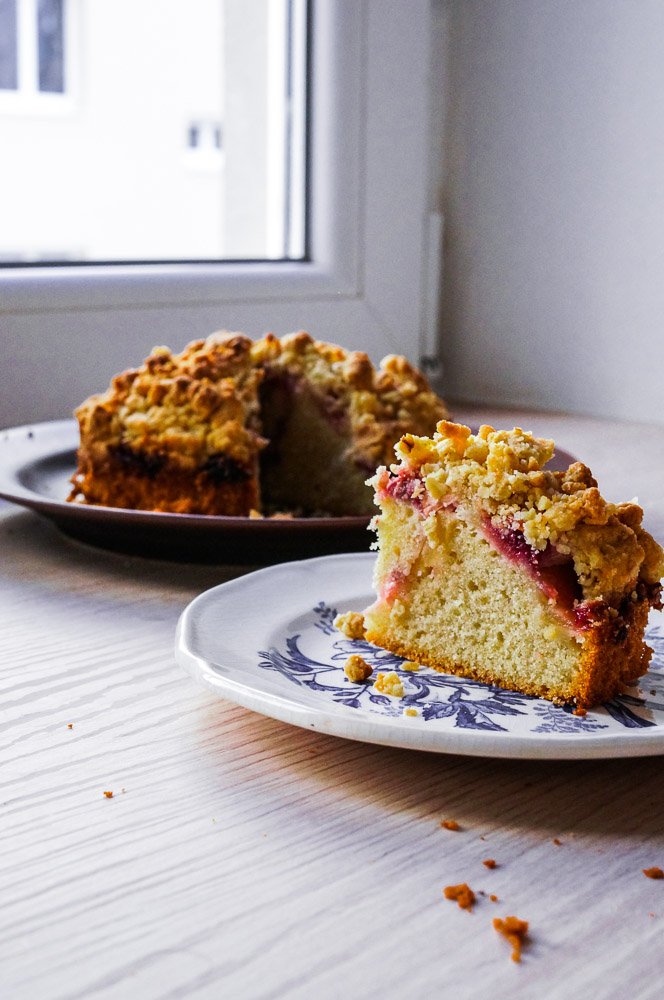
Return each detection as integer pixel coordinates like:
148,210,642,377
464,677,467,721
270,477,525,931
374,671,404,698
401,660,420,672
574,707,587,717
334,611,366,639
403,707,419,717
483,859,497,869
103,791,113,799
444,883,475,911
480,836,486,841
441,820,460,831
344,654,373,683
67,724,73,729
121,788,126,793
493,916,530,962
650,913,655,918
651,690,657,696
643,867,664,880
553,838,561,846
490,894,499,902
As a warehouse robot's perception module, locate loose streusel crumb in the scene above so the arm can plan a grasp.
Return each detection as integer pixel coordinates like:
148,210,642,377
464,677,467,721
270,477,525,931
553,838,562,846
403,707,418,717
483,859,497,869
444,883,475,911
67,724,72,729
334,611,366,639
401,660,420,671
493,916,530,962
374,671,404,697
344,654,373,683
441,820,460,831
490,894,499,902
103,791,113,799
643,866,664,879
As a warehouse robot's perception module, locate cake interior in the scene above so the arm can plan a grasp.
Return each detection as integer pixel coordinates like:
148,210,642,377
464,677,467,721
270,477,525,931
363,496,651,705
258,371,373,516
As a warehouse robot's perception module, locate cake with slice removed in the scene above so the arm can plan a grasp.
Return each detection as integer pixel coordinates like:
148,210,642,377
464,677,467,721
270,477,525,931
362,421,664,707
68,330,448,517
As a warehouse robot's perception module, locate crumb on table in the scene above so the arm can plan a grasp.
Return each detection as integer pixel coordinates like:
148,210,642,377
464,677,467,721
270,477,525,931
444,883,476,911
441,819,460,831
344,654,373,683
643,866,664,879
483,859,497,869
374,671,404,697
334,611,366,639
401,660,420,672
493,916,529,962
103,791,113,799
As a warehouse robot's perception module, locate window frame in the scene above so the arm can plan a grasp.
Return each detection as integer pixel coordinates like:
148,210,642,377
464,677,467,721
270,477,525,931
0,0,438,426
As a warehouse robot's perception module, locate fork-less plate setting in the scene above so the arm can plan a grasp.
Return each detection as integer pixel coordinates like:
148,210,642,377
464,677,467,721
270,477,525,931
175,552,664,759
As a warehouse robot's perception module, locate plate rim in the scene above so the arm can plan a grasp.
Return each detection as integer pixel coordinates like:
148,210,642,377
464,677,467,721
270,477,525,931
175,551,664,760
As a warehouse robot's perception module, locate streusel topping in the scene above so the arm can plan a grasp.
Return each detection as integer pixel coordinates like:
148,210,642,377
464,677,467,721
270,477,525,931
383,421,664,603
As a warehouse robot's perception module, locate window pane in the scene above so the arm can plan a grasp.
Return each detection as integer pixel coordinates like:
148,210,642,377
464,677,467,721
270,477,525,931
0,0,308,264
0,0,18,91
38,0,64,93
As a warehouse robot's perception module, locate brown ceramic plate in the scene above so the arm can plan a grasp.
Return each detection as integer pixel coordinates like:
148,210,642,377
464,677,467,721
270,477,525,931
0,419,577,565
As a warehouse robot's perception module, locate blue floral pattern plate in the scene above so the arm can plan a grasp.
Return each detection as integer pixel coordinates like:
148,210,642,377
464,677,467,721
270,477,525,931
175,553,664,759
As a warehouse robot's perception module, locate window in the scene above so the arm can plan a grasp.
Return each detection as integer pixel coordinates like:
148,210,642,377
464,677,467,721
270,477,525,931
0,1,440,429
0,0,67,104
0,0,308,263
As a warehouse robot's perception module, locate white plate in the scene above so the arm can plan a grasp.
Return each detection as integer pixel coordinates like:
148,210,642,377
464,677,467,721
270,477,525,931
175,552,664,759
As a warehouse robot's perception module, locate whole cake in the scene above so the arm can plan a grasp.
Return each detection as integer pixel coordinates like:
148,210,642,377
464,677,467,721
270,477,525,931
362,421,664,707
68,330,448,517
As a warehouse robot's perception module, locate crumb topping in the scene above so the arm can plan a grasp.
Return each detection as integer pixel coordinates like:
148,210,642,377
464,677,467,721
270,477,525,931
334,611,366,639
377,421,664,604
493,915,529,962
344,654,373,683
444,883,476,911
374,671,404,697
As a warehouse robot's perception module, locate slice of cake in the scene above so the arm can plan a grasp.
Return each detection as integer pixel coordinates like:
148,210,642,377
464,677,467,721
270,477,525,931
362,421,664,707
68,330,448,517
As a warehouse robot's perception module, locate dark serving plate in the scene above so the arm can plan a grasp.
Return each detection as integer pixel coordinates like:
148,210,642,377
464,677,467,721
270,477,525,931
0,420,372,563
0,419,577,565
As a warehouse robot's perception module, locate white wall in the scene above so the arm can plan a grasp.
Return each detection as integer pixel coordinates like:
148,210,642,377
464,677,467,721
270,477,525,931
440,0,664,425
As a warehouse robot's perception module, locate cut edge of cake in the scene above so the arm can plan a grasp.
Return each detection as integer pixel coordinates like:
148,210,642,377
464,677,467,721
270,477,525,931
361,421,664,708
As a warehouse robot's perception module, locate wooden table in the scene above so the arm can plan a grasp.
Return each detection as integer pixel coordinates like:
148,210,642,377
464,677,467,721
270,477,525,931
3,407,664,999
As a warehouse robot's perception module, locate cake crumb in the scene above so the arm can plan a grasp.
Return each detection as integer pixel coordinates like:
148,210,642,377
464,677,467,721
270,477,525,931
374,671,404,697
103,791,113,799
483,859,497,869
553,838,561,846
401,660,420,672
344,654,373,683
334,610,366,639
67,724,73,729
441,820,460,831
490,894,499,902
444,883,475,911
403,707,419,717
574,707,587,717
493,916,530,962
643,867,664,879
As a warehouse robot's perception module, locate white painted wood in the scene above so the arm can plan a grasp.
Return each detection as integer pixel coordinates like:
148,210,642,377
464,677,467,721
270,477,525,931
2,409,664,999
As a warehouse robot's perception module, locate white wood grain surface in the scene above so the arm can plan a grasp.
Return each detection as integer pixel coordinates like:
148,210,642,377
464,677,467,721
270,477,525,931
2,408,664,1000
